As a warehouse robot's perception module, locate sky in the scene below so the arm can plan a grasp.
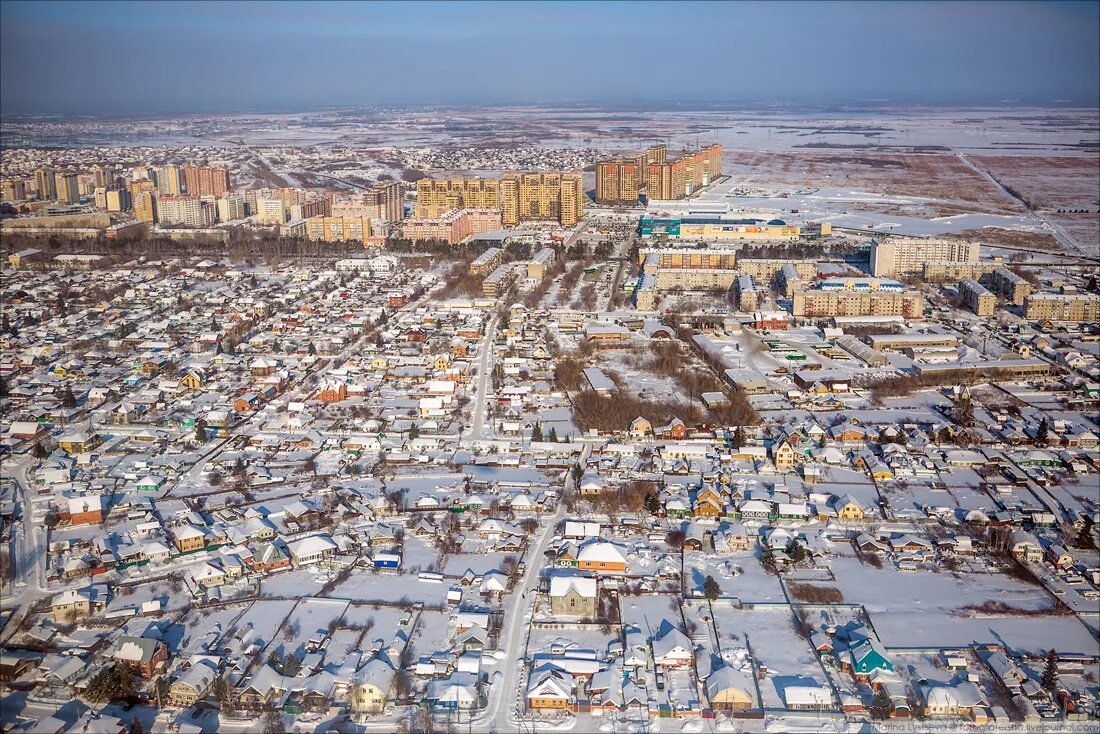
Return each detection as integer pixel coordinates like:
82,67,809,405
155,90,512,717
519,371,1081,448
1,0,1098,115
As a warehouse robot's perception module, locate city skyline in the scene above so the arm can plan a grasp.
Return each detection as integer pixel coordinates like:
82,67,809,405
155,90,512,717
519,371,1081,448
2,0,1099,115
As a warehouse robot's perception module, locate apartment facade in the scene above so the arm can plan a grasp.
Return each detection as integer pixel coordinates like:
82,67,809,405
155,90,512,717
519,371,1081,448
35,167,57,201
416,177,501,218
959,278,997,317
54,172,80,204
500,172,584,227
646,144,723,201
304,216,372,243
400,207,501,245
157,165,183,195
989,268,1032,305
183,165,230,197
470,247,503,275
157,195,214,227
130,180,157,223
1024,292,1100,322
2,180,27,201
792,288,925,319
871,237,980,277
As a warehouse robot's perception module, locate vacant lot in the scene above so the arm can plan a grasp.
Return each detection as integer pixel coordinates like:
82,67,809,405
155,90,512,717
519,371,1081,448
726,152,1022,214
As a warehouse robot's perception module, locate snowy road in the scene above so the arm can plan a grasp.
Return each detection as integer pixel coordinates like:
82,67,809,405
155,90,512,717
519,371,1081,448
481,442,589,731
467,314,498,441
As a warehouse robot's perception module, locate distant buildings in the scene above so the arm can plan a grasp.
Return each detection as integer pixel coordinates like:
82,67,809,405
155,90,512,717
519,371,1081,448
470,247,503,275
594,145,664,205
182,164,230,197
216,193,247,222
2,179,27,201
333,181,403,222
157,164,183,195
989,268,1032,305
35,167,56,201
871,237,979,277
130,180,157,223
645,144,722,201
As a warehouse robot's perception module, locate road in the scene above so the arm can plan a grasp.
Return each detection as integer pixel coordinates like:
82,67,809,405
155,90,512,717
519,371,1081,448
480,442,589,732
1,455,50,640
956,153,1091,259
467,315,498,441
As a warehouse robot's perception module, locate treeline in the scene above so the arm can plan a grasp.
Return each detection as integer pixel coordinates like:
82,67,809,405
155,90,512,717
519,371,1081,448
867,367,1025,402
572,389,704,433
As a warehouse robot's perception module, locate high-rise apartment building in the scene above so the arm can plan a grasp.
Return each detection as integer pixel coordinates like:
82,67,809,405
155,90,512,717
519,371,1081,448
157,165,183,195
90,166,113,190
416,178,501,218
130,180,157,223
871,238,980,277
35,167,57,201
2,180,27,201
54,172,81,204
646,144,722,201
594,145,669,205
255,197,287,225
216,194,247,223
500,172,584,227
595,158,644,205
183,165,230,197
106,188,131,212
157,195,214,227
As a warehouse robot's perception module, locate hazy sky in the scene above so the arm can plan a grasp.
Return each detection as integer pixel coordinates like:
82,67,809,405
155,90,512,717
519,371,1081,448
2,0,1098,114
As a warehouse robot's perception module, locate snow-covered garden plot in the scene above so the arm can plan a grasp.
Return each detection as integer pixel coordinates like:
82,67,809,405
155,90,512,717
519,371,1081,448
528,627,619,659
825,552,1098,654
712,606,828,710
324,627,364,662
272,597,351,660
228,598,302,654
326,567,452,606
620,592,686,641
684,549,786,604
404,608,452,662
443,551,517,578
164,603,251,658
